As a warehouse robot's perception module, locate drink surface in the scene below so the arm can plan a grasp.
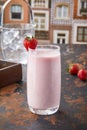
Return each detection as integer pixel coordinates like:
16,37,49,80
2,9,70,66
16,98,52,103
27,48,61,109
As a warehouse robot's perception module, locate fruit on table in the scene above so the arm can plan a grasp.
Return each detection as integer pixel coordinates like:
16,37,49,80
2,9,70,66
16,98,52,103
78,69,87,81
69,64,80,75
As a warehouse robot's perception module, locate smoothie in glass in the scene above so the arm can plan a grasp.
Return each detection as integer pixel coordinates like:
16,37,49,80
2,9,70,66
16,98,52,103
27,45,61,115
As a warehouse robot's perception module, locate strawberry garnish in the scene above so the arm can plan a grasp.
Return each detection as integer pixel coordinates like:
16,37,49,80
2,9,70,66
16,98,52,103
23,36,38,51
23,38,29,51
68,64,80,75
29,38,38,49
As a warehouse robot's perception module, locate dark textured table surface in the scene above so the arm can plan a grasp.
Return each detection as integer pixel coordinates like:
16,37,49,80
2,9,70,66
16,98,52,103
0,44,87,130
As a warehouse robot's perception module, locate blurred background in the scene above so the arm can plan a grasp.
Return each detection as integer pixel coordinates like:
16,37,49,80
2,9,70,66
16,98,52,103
0,0,87,45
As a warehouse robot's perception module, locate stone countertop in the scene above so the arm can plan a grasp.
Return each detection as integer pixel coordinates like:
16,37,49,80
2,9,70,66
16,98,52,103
0,44,87,130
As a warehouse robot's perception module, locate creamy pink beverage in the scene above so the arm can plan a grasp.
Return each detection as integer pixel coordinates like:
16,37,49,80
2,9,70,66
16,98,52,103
27,45,61,115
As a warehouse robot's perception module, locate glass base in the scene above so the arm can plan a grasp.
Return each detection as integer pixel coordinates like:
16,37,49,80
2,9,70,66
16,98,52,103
29,106,59,115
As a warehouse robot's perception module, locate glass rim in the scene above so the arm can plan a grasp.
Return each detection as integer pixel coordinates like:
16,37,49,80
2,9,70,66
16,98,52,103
36,44,60,51
2,23,35,30
29,44,60,56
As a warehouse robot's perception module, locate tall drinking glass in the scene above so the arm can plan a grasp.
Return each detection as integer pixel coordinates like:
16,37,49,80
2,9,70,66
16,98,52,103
27,45,61,115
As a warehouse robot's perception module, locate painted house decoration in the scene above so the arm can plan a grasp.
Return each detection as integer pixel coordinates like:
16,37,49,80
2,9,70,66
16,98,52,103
50,0,73,44
0,0,30,25
0,0,87,44
29,0,51,43
72,0,87,44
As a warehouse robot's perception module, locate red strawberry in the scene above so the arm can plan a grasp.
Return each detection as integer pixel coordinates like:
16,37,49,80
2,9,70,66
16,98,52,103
69,64,79,75
29,38,38,49
23,38,29,51
78,69,87,81
23,36,38,51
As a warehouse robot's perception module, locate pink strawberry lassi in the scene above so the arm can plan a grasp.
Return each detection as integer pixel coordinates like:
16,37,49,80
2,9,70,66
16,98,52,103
27,45,61,115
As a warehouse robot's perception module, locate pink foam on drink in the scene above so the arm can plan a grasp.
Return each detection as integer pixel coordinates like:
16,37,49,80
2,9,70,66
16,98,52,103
27,48,61,110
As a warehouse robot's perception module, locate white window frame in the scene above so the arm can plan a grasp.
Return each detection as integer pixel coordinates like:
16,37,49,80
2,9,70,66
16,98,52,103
53,30,69,44
34,14,45,30
31,0,49,8
55,4,69,19
10,5,23,20
72,23,87,44
33,10,49,31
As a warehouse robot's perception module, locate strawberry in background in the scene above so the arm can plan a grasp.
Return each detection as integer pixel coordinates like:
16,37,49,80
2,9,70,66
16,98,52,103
68,64,80,75
78,69,87,81
68,63,87,81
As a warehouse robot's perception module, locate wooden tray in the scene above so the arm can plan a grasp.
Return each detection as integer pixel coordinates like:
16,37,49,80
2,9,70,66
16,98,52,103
0,60,22,88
